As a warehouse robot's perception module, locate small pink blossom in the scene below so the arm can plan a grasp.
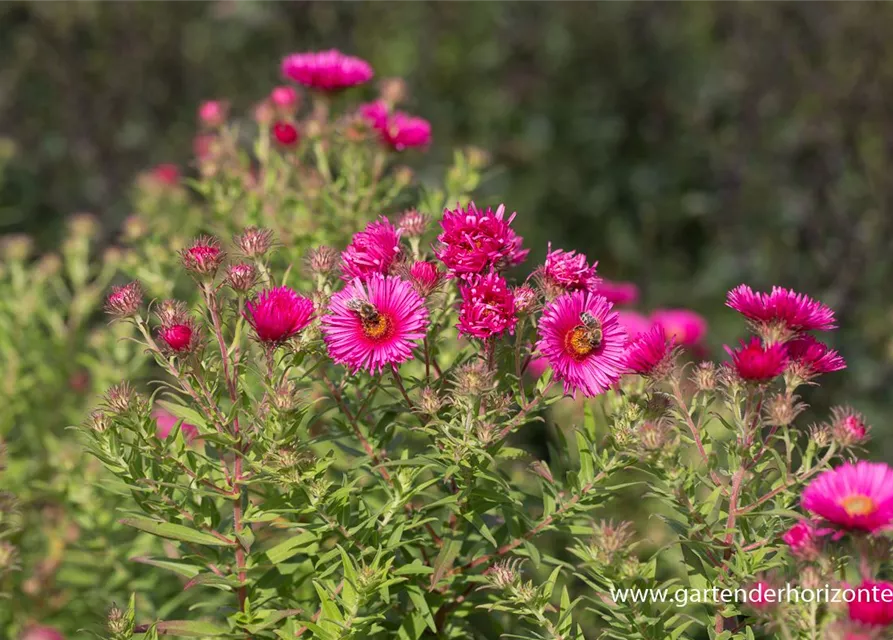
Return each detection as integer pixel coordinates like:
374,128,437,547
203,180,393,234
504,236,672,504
786,335,846,377
725,337,789,382
457,272,517,340
727,284,836,333
158,320,200,355
408,260,443,296
19,626,65,640
105,281,143,318
198,100,228,128
151,163,180,186
593,280,639,305
782,520,821,560
624,324,675,377
272,121,300,147
244,287,315,345
801,461,893,533
435,202,528,277
650,309,707,346
281,49,373,91
270,85,300,112
180,236,224,275
539,243,599,294
616,310,651,340
153,408,199,443
340,217,403,281
848,580,893,627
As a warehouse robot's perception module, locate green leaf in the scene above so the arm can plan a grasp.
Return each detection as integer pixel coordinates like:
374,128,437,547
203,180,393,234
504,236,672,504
407,585,436,633
266,531,318,564
119,516,234,547
429,536,461,589
131,556,202,579
153,620,229,637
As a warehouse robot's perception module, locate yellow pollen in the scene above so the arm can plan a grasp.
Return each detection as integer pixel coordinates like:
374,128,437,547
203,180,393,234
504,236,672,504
841,494,876,517
565,327,595,358
362,314,391,341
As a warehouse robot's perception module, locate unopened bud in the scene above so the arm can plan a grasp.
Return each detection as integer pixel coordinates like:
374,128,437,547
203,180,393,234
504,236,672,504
105,281,143,318
104,382,137,414
1,234,34,261
181,236,224,275
691,361,717,391
397,209,428,238
107,604,130,635
488,559,522,590
513,286,538,314
305,246,339,277
68,213,99,238
418,387,443,415
225,263,257,293
452,360,495,398
829,406,870,447
122,215,149,241
198,100,228,129
235,226,274,258
529,460,554,484
393,166,413,188
85,410,110,434
154,300,188,327
765,392,804,427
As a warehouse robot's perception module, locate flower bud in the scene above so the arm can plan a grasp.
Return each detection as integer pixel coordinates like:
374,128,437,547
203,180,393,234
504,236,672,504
158,319,201,355
488,559,522,590
408,260,442,297
397,209,427,238
105,281,143,318
198,100,228,128
452,361,495,398
591,520,636,566
85,410,110,434
181,236,224,276
104,382,138,415
1,234,34,261
393,165,413,188
512,286,538,314
829,406,870,447
154,300,188,327
272,121,300,147
305,246,339,277
765,392,804,427
107,604,130,635
271,381,300,413
270,85,300,114
68,212,99,238
418,387,443,415
235,226,274,258
122,214,149,241
691,361,717,391
253,100,274,125
225,263,258,293
529,460,554,484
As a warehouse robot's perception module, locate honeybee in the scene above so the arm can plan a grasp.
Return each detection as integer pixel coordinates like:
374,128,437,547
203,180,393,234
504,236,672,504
577,311,603,349
346,299,381,324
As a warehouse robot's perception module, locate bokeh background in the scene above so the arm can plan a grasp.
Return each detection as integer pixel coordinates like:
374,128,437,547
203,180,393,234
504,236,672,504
5,2,893,455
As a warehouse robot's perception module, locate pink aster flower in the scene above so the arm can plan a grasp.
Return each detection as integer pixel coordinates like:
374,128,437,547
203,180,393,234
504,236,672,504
381,112,432,151
270,85,299,113
408,260,443,297
457,272,517,340
281,49,373,91
538,243,599,295
727,284,836,334
151,163,180,186
198,100,228,128
725,337,789,382
340,217,403,281
536,291,627,397
616,310,651,339
624,324,675,377
848,580,893,627
593,279,639,305
650,309,707,346
158,319,201,355
321,275,428,373
782,520,821,560
786,335,846,378
359,100,390,129
153,408,199,443
435,202,529,277
801,461,893,533
20,626,65,640
244,286,315,345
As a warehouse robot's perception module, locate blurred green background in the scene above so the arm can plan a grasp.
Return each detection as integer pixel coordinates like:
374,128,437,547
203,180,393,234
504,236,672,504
3,0,893,458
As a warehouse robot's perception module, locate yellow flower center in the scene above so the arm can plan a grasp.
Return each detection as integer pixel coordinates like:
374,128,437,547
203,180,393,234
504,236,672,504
565,327,595,359
362,313,392,341
841,494,876,517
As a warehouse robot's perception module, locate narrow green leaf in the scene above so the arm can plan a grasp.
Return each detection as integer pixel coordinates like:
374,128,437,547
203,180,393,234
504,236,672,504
119,516,234,547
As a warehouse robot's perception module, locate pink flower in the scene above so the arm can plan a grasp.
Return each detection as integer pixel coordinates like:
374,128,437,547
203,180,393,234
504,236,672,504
848,580,893,627
725,337,788,382
727,284,836,333
321,275,428,373
105,281,143,318
381,112,432,151
19,626,65,640
397,209,428,238
593,280,639,305
650,309,707,346
359,100,390,129
272,121,300,147
536,291,627,397
513,285,538,313
457,273,517,340
244,287,315,345
281,50,373,91
435,202,529,277
153,408,199,443
151,163,180,186
801,461,893,533
270,85,299,112
539,243,599,294
198,100,227,128
786,335,846,377
830,407,870,447
624,324,675,377
408,260,442,296
158,320,200,354
616,310,651,339
181,236,224,275
744,580,777,612
782,520,820,560
526,356,549,379
340,217,402,281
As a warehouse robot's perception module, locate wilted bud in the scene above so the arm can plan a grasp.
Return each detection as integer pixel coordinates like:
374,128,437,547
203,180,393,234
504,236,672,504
103,382,144,415
271,380,300,413
638,420,673,452
809,423,833,448
529,460,554,484
181,236,224,276
418,387,443,415
765,392,804,427
305,246,339,277
85,410,110,434
691,361,717,391
235,226,274,258
105,281,143,318
225,263,257,293
0,234,34,261
379,77,408,106
513,286,538,314
591,520,636,566
68,213,99,238
452,360,495,398
397,209,428,238
107,604,130,635
488,559,522,590
829,406,870,447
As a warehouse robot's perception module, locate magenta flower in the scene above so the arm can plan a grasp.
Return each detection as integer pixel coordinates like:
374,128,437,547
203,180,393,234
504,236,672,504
281,49,373,91
198,100,227,128
457,272,517,340
782,520,820,560
536,291,627,397
624,324,675,377
359,100,390,129
848,580,893,627
158,320,200,354
725,337,788,382
272,121,300,147
340,217,402,281
408,260,442,296
105,281,143,318
593,279,639,305
786,335,846,377
19,626,65,640
539,243,599,294
244,287,314,345
801,461,893,533
650,309,707,346
151,163,180,186
321,275,428,373
830,407,870,446
727,284,836,333
616,310,650,340
153,408,199,443
435,202,529,277
270,85,299,112
181,236,224,276
381,112,432,151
